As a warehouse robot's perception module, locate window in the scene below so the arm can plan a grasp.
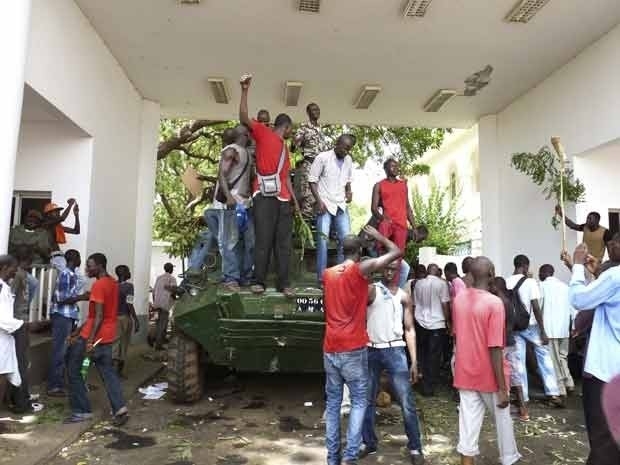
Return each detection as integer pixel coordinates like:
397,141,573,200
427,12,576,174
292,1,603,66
11,191,52,227
609,209,620,237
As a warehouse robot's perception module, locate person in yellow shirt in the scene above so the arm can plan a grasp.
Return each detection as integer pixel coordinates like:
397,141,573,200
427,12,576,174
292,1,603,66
556,206,612,262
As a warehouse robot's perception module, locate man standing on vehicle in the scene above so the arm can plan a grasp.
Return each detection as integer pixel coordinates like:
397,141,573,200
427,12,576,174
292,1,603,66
361,261,425,464
322,225,403,465
239,74,300,297
294,103,329,221
309,134,355,283
212,125,255,291
371,158,416,283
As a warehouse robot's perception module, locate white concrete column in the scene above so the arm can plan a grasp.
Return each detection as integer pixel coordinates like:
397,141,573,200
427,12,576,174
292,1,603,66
478,115,503,273
0,2,32,253
132,100,161,321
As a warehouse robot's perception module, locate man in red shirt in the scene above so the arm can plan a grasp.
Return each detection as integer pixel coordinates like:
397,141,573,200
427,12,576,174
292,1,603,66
452,257,521,465
64,253,128,426
322,225,402,465
371,158,416,283
239,74,300,297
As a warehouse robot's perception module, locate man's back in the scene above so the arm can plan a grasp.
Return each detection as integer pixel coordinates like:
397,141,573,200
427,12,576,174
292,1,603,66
322,262,369,352
153,273,175,311
414,275,449,329
540,276,572,339
453,288,508,392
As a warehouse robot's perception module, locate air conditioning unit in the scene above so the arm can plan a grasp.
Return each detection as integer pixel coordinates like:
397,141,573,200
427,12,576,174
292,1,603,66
354,85,381,110
505,0,551,23
423,89,457,112
403,0,434,18
299,0,320,13
284,81,303,107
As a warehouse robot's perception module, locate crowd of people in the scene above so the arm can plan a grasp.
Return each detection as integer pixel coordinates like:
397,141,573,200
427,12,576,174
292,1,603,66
322,223,620,465
1,198,139,426
0,71,618,465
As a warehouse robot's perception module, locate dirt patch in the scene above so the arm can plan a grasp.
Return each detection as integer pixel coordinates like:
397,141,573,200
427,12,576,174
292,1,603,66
279,416,311,432
216,454,248,465
103,429,156,450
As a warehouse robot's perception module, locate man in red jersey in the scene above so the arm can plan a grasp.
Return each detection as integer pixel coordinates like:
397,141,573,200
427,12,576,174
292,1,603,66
453,257,521,465
322,225,402,465
371,158,416,283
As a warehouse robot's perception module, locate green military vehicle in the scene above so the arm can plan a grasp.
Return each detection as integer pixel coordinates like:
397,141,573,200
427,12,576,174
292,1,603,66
167,243,328,403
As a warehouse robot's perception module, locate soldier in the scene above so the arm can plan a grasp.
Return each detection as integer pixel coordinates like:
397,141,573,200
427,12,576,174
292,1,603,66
294,103,329,221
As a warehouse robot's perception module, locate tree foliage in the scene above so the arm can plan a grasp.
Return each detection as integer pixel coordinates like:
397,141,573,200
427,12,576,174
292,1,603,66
405,181,465,263
511,146,586,228
153,119,448,257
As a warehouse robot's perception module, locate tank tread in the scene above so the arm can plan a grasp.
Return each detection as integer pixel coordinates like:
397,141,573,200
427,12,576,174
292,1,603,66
167,331,204,403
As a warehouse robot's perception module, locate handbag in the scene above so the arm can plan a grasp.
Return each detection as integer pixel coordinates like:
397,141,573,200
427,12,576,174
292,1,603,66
256,142,286,197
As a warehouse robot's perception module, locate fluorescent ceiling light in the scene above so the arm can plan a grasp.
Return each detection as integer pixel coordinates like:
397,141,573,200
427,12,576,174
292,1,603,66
179,0,201,4
299,0,320,13
424,89,457,112
207,78,229,104
354,85,381,109
505,0,551,23
284,81,303,107
403,0,434,18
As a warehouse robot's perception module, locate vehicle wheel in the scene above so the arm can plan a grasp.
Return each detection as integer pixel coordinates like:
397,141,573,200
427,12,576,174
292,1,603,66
167,330,204,403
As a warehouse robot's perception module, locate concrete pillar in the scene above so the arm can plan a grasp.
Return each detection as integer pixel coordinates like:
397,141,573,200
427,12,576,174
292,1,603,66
0,2,32,253
478,115,503,273
132,100,160,328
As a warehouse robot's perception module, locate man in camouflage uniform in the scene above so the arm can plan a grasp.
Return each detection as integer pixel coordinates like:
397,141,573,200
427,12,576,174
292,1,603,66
294,103,329,221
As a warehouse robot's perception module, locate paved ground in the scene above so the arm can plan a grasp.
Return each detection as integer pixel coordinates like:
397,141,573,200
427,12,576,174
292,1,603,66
34,369,588,465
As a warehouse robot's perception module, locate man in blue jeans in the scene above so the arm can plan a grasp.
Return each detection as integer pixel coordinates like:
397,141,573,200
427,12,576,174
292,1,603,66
322,225,402,465
64,253,128,426
362,261,425,464
309,134,355,284
48,249,83,397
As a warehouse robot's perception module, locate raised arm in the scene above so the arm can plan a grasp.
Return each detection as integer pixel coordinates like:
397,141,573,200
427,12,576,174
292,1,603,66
63,203,80,234
239,75,252,127
556,205,583,231
358,225,403,277
402,292,418,383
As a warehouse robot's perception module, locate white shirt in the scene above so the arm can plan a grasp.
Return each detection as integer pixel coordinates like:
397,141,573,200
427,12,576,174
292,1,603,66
540,276,575,339
366,283,406,344
0,279,24,386
413,276,450,330
307,150,353,216
506,274,541,326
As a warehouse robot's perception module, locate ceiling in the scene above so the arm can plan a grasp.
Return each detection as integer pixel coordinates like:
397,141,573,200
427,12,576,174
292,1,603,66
73,0,620,127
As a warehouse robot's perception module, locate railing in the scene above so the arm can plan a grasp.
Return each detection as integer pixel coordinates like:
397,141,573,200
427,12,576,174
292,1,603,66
29,265,57,323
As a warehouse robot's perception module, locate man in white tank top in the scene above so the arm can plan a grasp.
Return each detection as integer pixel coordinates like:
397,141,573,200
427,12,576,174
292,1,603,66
360,261,425,464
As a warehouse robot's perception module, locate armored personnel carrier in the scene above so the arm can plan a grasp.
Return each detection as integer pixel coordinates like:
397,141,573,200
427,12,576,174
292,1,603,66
167,241,327,403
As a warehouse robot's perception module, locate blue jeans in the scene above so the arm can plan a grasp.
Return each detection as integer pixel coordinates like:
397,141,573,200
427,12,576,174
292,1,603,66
514,324,560,401
26,273,38,305
399,260,410,289
362,347,422,452
48,313,76,391
324,348,368,465
220,208,255,284
188,209,220,271
317,208,350,281
66,337,126,415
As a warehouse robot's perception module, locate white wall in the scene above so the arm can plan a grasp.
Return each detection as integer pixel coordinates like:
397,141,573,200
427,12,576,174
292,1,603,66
14,121,92,257
574,138,620,234
479,23,620,278
23,0,161,315
415,126,482,255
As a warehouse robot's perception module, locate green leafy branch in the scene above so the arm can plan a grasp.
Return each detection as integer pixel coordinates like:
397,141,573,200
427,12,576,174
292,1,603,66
510,146,586,228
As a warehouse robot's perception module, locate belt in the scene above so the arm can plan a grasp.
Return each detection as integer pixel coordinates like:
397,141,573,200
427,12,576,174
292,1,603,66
367,340,406,349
